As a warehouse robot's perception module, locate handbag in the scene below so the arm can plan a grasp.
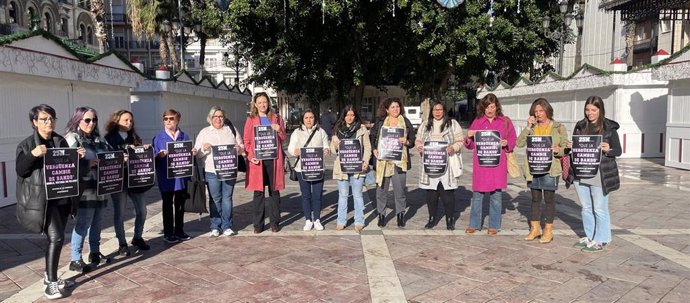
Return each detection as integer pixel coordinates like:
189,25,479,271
184,158,208,214
288,126,319,181
448,122,464,177
504,117,521,178
224,119,247,172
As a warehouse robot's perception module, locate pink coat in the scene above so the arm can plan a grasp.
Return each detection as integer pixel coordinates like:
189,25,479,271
464,115,517,192
243,115,287,191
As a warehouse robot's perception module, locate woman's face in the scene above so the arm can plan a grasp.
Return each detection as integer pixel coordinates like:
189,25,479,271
163,114,179,131
484,103,497,119
33,111,56,135
344,110,355,125
585,104,600,123
255,96,269,115
432,104,445,120
80,111,97,134
118,112,133,131
386,102,401,118
211,110,224,129
533,105,548,123
303,112,315,128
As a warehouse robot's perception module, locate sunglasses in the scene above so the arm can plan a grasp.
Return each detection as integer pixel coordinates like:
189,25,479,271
163,117,176,121
82,118,98,124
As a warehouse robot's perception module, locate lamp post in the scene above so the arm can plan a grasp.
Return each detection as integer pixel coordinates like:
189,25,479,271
543,0,576,76
223,41,248,86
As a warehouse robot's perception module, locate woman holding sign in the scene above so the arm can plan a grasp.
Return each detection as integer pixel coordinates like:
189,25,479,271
331,106,371,232
464,93,516,235
288,109,330,231
415,101,464,230
243,92,287,233
370,97,416,228
16,104,84,299
105,110,151,256
195,106,244,237
152,109,195,243
568,96,621,252
516,98,569,243
65,107,114,272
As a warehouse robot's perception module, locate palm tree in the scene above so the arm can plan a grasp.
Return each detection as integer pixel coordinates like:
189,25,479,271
90,0,107,53
127,0,179,69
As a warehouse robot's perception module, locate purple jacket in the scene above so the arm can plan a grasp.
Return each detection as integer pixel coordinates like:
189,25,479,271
464,115,517,192
152,128,191,192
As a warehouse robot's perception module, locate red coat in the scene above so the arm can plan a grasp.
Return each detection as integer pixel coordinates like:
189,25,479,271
243,114,287,191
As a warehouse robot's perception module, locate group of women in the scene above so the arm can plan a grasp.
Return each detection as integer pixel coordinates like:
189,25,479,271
15,92,621,300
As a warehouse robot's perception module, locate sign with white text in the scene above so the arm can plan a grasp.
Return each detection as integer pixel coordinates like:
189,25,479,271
44,148,80,200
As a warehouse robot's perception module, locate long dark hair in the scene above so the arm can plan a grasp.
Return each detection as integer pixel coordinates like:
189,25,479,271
583,96,605,135
476,93,503,118
105,109,142,145
424,101,452,132
300,109,316,130
65,106,100,138
334,105,361,134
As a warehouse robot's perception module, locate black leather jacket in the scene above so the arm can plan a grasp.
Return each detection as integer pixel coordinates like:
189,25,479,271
15,131,70,233
572,118,621,195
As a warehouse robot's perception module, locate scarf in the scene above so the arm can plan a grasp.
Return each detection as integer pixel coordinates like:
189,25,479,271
337,122,360,139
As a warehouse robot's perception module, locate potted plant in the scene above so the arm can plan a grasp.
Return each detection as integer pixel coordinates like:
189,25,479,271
155,64,170,79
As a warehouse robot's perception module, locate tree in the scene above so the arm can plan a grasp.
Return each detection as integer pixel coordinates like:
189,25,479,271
90,0,107,53
127,0,179,69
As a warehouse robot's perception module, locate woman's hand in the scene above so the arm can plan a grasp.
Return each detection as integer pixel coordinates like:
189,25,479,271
362,162,368,171
416,144,424,153
526,116,536,127
89,159,99,168
31,145,47,157
332,137,340,147
566,141,573,149
157,150,168,158
271,124,280,131
202,143,212,151
446,146,455,154
77,147,86,159
467,130,476,138
601,142,611,153
500,139,508,147
551,145,560,153
250,158,260,164
373,149,378,159
398,137,407,145
294,148,300,156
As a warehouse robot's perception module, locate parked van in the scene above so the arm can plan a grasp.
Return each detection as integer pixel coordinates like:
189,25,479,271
405,106,422,129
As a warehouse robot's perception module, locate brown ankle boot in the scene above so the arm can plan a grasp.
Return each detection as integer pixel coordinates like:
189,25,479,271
540,223,553,243
524,221,542,241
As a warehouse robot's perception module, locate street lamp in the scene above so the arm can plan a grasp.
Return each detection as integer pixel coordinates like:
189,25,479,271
543,0,577,75
223,48,248,86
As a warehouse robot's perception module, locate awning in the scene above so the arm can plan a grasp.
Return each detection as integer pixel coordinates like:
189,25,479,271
600,0,690,21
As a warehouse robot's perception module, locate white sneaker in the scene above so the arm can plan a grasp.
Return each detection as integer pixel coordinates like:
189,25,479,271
303,220,313,231
313,219,324,231
209,229,220,237
223,229,237,236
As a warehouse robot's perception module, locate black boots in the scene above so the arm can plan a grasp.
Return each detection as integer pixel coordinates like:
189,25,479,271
396,212,406,227
446,216,456,231
424,216,436,229
377,213,386,227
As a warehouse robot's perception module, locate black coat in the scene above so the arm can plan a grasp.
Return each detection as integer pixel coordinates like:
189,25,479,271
369,115,416,170
15,131,70,233
572,118,621,195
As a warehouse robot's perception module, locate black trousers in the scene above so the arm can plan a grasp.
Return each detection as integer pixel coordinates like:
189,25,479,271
426,183,455,219
531,189,556,224
253,160,281,228
161,190,186,236
45,203,70,282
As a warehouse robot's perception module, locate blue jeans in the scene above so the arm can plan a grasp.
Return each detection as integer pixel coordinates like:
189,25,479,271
70,207,104,261
469,191,502,230
337,175,365,226
297,173,324,221
112,190,147,245
574,181,612,243
206,172,235,232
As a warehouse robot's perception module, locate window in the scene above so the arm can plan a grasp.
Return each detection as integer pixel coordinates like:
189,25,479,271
79,24,86,42
113,35,125,48
27,7,36,26
60,18,68,36
44,13,53,33
86,26,93,44
660,20,672,33
8,2,18,24
185,58,196,69
204,57,217,68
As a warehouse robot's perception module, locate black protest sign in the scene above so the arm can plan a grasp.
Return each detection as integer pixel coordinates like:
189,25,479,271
379,127,405,161
300,147,325,182
526,136,553,175
212,144,238,180
254,125,278,160
571,135,602,179
97,151,124,195
127,146,155,188
166,140,194,179
44,148,80,200
475,130,501,167
339,139,363,174
423,141,449,175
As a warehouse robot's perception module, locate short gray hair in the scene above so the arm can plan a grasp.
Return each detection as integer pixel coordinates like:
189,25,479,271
207,106,225,125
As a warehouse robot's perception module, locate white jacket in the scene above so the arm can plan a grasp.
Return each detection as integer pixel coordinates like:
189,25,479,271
287,125,330,172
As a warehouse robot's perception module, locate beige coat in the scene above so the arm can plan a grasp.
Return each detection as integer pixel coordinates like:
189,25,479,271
331,126,372,180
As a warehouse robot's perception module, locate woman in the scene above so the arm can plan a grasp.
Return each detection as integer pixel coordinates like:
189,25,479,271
569,96,621,252
243,92,287,233
288,109,330,231
65,107,113,271
415,101,464,230
370,97,416,227
331,106,371,232
104,110,150,256
152,109,195,243
16,104,82,299
464,93,517,235
516,98,568,243
195,106,243,237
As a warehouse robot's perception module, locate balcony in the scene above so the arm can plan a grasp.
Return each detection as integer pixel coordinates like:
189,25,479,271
106,13,127,23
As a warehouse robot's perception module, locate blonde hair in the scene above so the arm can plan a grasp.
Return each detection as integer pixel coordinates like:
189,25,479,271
250,92,275,119
206,106,225,125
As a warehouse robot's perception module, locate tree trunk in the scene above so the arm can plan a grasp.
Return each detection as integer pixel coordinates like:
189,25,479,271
625,22,635,66
167,32,179,71
199,33,208,80
159,34,168,67
90,0,106,53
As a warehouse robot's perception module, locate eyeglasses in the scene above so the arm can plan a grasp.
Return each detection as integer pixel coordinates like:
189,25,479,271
212,115,224,119
163,116,176,121
432,109,444,112
36,117,56,124
82,118,98,124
